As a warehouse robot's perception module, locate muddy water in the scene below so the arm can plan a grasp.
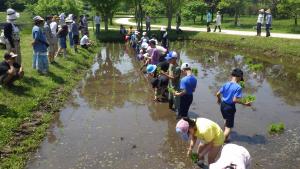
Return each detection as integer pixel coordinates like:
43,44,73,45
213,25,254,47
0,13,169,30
27,42,300,169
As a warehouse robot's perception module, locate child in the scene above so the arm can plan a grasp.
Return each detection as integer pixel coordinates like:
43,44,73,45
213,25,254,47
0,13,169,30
80,33,92,49
174,63,197,119
216,68,251,142
55,24,68,58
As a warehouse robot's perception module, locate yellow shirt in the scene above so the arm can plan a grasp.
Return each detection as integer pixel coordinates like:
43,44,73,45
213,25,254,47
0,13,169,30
194,118,225,146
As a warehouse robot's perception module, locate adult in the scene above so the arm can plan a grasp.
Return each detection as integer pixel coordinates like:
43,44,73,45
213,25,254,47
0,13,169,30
140,32,149,44
4,8,21,65
176,117,225,166
265,9,272,37
257,9,264,36
174,63,197,119
44,15,55,63
71,16,80,52
80,33,92,49
145,14,151,32
160,27,169,49
146,40,159,65
83,15,89,36
210,144,251,169
50,16,59,56
216,68,251,142
119,25,127,40
176,12,182,33
163,51,181,111
55,24,68,58
32,16,49,74
0,52,24,86
94,13,101,34
206,11,212,32
214,11,222,32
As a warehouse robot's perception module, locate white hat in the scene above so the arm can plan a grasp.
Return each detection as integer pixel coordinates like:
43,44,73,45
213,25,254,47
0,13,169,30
10,52,17,58
65,19,73,23
33,16,44,21
259,9,264,12
6,8,20,20
142,32,147,36
181,62,191,70
141,42,149,49
160,26,166,31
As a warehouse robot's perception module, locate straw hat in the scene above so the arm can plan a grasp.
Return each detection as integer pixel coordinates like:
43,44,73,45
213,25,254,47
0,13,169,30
259,9,264,13
266,9,271,14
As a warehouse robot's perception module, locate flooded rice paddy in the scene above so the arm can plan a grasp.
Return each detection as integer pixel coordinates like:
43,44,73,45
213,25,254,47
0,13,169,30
27,42,300,169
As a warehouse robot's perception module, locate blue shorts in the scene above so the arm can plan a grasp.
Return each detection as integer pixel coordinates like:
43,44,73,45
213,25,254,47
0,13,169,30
220,101,236,128
59,37,67,49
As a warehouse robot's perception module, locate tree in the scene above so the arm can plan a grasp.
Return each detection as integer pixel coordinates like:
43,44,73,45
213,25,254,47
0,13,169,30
278,0,300,25
143,0,165,23
218,0,247,26
182,1,207,23
85,0,120,31
160,0,183,30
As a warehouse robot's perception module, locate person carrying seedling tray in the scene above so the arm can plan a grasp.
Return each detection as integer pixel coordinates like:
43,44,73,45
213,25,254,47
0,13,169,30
216,68,251,142
161,51,181,112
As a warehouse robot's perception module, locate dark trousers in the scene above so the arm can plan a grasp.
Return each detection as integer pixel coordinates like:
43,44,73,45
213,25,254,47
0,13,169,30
257,23,262,36
266,24,271,37
96,24,100,33
214,26,221,32
178,94,193,118
146,22,150,32
207,22,211,32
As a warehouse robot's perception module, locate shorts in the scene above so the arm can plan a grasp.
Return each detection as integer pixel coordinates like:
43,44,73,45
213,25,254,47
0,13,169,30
212,132,225,146
59,37,67,49
73,35,79,45
220,101,236,128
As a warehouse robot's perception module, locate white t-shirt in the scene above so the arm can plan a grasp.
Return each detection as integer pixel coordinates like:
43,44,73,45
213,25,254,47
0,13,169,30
257,14,264,24
94,16,101,24
50,22,58,35
80,35,89,45
210,144,251,169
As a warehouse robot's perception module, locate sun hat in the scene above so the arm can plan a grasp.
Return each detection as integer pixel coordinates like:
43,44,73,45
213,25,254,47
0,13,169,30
65,18,73,23
141,42,149,49
6,8,20,20
142,32,147,36
181,62,191,70
176,119,190,141
165,51,178,61
266,9,271,13
4,52,17,59
160,26,166,31
231,68,244,81
259,9,264,13
146,64,157,74
33,16,44,21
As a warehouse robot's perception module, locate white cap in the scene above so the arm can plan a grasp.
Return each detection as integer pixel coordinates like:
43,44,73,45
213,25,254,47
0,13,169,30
181,62,191,70
141,42,149,49
6,8,20,20
142,32,147,36
33,16,44,21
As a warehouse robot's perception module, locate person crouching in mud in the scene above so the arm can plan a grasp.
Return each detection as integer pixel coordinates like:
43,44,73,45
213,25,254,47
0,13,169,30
176,117,225,167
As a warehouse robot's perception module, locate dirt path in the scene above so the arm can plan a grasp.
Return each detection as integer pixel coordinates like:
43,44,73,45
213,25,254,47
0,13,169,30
115,17,300,39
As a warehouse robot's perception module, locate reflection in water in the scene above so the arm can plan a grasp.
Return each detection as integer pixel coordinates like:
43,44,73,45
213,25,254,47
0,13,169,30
27,42,300,169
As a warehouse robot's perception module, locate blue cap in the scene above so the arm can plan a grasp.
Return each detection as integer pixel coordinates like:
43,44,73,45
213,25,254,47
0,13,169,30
146,64,157,74
165,51,178,61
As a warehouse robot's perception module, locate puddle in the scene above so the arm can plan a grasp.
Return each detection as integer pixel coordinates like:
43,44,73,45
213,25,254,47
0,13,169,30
26,42,300,169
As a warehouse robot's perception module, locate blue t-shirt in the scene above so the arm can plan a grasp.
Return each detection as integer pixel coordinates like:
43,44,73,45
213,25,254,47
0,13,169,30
180,75,197,95
219,82,242,105
32,25,48,53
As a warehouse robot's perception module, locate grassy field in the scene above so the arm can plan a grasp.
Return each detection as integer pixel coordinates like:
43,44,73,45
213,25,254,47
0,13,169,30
130,15,300,34
0,30,98,168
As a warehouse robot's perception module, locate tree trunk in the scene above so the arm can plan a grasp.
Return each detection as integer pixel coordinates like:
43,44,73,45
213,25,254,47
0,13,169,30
295,15,298,25
109,16,113,25
104,15,109,31
167,2,173,30
201,13,203,21
193,17,196,24
234,9,239,26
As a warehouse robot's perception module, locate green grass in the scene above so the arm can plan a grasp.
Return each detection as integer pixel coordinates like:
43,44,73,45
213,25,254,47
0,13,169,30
241,95,256,104
190,153,198,163
0,31,98,168
137,15,300,33
268,122,285,134
192,67,198,76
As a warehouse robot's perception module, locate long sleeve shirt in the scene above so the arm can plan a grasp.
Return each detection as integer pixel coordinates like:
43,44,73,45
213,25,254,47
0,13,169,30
257,14,264,24
266,14,272,25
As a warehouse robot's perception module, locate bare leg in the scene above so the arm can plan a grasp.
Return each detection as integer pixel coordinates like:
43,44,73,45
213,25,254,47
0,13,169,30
55,48,62,58
224,126,231,141
208,145,221,164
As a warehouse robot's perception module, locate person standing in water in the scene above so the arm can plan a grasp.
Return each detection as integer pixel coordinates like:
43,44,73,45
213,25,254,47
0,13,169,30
265,9,272,37
176,117,225,167
174,63,197,119
216,68,251,142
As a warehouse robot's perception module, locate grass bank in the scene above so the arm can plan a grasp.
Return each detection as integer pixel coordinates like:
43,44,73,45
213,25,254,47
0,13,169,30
0,32,98,168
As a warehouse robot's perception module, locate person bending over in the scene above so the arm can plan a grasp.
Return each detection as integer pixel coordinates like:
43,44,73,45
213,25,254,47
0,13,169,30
0,52,24,86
